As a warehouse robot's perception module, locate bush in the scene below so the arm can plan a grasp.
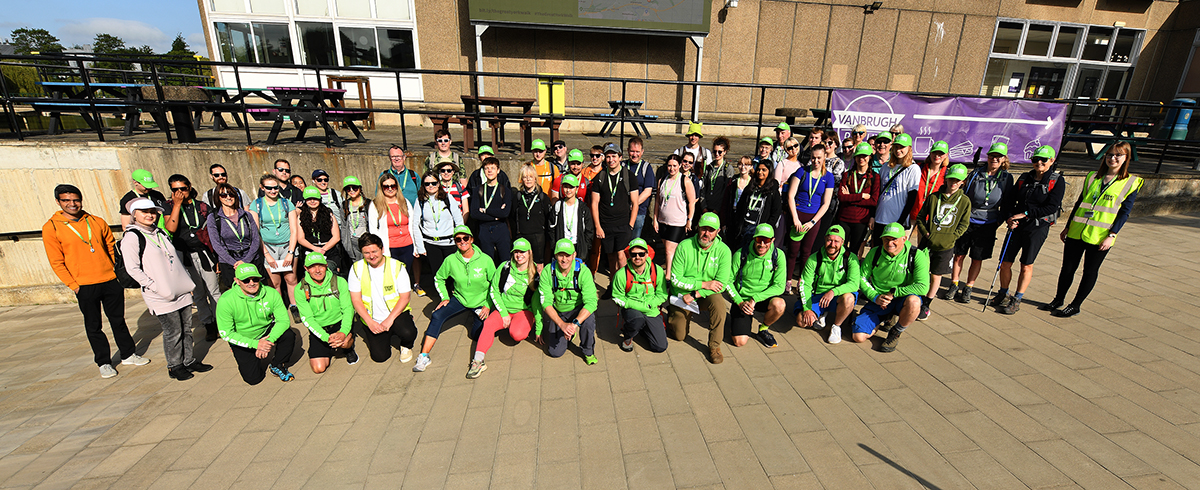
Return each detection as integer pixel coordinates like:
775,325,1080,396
0,62,44,97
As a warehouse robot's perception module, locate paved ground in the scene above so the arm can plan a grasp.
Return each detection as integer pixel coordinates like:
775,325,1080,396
1,212,1200,489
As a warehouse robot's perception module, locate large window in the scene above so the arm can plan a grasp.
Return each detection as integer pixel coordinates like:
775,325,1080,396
297,22,337,66
982,19,1143,101
215,22,294,64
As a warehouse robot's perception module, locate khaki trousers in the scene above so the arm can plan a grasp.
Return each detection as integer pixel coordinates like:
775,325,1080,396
666,293,729,351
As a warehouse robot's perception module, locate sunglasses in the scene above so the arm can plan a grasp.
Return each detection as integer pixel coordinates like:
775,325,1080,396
786,145,799,150
532,149,546,153
854,131,866,135
315,177,329,182
211,172,227,178
629,251,647,258
439,168,455,174
275,167,291,173
1031,157,1049,164
714,149,726,155
590,154,603,158
454,236,471,243
436,138,451,143
219,193,235,198
755,237,773,244
553,144,566,149
263,185,280,191
382,184,398,190
423,181,439,187
170,187,188,192
345,185,361,192
241,277,261,284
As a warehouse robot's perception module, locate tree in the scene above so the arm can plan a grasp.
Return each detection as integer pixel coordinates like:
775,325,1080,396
92,33,126,54
9,27,64,54
168,34,195,57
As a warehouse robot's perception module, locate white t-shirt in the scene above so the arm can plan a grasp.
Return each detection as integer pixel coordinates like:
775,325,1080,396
875,163,921,226
561,200,580,242
348,259,412,322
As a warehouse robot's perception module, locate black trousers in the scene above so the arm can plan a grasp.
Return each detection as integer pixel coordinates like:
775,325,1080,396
476,221,511,266
1054,237,1111,307
355,312,418,363
229,328,297,385
77,279,136,366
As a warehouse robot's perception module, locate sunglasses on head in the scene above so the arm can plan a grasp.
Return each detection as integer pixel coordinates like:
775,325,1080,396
382,184,398,190
276,167,290,173
212,172,227,178
454,236,471,243
263,185,280,191
629,251,647,258
436,138,451,143
423,181,439,187
315,177,329,182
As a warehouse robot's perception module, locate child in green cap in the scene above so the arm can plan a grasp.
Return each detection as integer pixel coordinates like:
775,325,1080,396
915,164,972,321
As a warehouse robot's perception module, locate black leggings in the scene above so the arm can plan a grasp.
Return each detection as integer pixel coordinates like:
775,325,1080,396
1054,237,1111,307
355,312,418,362
476,221,510,266
839,221,870,255
217,256,267,292
229,328,297,385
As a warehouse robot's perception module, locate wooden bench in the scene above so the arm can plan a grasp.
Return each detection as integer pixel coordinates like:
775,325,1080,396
775,108,808,126
28,100,137,135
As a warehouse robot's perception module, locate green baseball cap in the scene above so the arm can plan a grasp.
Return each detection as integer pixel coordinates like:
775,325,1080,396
931,140,950,154
561,174,580,188
567,148,584,163
988,141,1008,156
875,132,893,142
304,252,328,267
234,262,261,281
303,186,320,200
530,139,546,151
687,121,703,137
946,164,969,181
1033,145,1056,160
628,238,649,251
881,222,906,239
775,122,790,132
478,145,494,156
343,175,362,188
131,169,159,188
892,133,913,147
698,212,720,230
554,238,575,255
827,224,846,239
759,137,774,145
512,237,531,252
789,227,807,241
753,223,774,239
854,142,873,157
453,225,473,237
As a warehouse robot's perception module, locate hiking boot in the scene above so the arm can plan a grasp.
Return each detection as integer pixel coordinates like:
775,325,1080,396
757,330,778,348
620,338,634,352
709,347,723,364
204,322,219,342
99,364,118,379
880,329,903,353
942,282,959,301
954,286,971,303
345,349,359,365
269,365,294,382
1041,298,1064,311
584,355,598,366
989,294,1010,309
1000,296,1021,315
466,360,486,379
168,366,194,381
877,316,895,334
121,354,150,366
917,304,931,321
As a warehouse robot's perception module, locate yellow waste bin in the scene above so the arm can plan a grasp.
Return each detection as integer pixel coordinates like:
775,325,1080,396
538,73,564,115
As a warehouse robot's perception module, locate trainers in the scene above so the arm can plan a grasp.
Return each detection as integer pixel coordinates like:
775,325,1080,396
269,365,294,382
204,322,219,342
709,347,723,364
584,355,598,365
1052,304,1082,318
989,294,1010,308
289,305,302,324
168,366,194,381
414,284,427,297
620,338,634,352
814,315,826,330
413,354,431,372
99,364,118,379
185,361,214,373
1000,296,1021,315
880,329,903,353
954,286,971,303
917,304,931,321
942,283,959,301
757,330,778,348
1041,298,1064,311
399,347,413,363
346,349,359,365
466,360,487,379
121,354,151,366
828,325,842,344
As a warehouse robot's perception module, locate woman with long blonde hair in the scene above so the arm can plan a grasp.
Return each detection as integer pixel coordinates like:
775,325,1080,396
368,173,420,282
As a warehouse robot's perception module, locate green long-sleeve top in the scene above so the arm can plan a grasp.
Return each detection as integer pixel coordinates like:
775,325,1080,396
293,274,352,342
489,261,543,325
729,246,786,304
915,188,972,251
612,263,668,316
537,260,598,335
215,285,290,348
799,248,861,310
859,243,930,302
435,244,496,308
670,236,734,298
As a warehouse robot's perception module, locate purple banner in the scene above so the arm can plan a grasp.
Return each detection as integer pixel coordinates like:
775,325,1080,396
831,90,1068,164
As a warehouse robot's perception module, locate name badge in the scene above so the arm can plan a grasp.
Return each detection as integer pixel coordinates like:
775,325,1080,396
1083,211,1094,218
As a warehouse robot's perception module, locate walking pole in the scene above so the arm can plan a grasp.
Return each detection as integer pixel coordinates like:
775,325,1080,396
982,228,1015,312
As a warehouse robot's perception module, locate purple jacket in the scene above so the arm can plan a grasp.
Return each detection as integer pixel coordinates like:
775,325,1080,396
205,208,261,265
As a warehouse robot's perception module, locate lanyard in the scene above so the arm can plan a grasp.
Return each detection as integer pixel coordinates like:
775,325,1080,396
424,199,442,225
224,212,246,242
264,199,283,229
63,217,96,253
520,191,539,219
932,194,963,229
1091,175,1120,202
708,161,724,190
607,170,622,207
563,202,577,235
482,183,498,210
663,174,680,202
804,171,821,200
349,205,363,231
851,172,868,195
396,170,414,197
924,167,940,195
143,230,174,265
182,202,201,229
387,202,403,227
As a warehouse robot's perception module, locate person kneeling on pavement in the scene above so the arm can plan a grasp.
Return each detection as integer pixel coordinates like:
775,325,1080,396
667,212,733,364
612,238,669,353
349,233,419,365
538,239,600,364
855,222,930,352
215,263,299,384
296,252,358,374
796,224,861,344
729,224,787,348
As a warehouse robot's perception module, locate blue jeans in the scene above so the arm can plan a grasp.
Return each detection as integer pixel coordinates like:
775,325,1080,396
632,212,647,241
426,297,484,340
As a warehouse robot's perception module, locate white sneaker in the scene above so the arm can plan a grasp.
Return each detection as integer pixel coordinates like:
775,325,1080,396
827,325,842,344
413,354,431,372
814,315,827,329
399,347,413,363
99,364,118,378
121,354,150,366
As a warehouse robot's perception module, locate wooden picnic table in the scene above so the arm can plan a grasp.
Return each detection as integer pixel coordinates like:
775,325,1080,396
259,86,368,147
462,95,535,150
34,81,154,136
597,100,655,139
195,87,276,131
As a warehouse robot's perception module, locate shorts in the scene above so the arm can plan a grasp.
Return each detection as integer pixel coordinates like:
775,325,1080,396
659,224,687,243
926,247,955,275
953,222,1001,261
600,226,632,254
729,296,782,337
853,294,921,334
794,292,858,318
263,242,294,271
1002,225,1051,265
308,323,349,358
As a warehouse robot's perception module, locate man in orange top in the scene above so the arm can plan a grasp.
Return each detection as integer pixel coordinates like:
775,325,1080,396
43,184,149,379
527,139,560,194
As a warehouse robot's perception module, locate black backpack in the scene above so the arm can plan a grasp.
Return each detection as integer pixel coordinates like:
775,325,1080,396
498,261,537,305
112,228,147,289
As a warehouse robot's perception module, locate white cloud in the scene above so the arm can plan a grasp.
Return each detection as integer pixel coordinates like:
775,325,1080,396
187,32,210,58
58,18,171,52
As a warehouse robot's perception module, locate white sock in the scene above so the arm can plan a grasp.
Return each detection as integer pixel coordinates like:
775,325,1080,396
474,351,485,362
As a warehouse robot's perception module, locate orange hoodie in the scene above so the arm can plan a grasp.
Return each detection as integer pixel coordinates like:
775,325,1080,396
42,211,117,290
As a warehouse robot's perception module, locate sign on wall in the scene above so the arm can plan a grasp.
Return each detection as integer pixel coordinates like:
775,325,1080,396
469,0,712,35
831,90,1068,164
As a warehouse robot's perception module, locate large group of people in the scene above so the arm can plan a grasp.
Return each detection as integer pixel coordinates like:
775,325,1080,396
41,125,1142,382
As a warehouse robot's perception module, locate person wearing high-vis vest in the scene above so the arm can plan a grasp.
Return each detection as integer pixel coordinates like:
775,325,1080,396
855,222,930,352
728,224,787,349
415,225,497,373
1049,141,1143,318
349,233,418,365
796,225,861,345
215,262,298,384
295,252,358,374
612,238,668,354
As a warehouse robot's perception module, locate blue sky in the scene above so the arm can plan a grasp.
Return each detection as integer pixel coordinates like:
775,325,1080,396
2,1,209,56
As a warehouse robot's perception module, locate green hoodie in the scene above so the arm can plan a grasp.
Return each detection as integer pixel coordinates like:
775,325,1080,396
489,260,543,325
915,188,972,251
215,285,290,348
612,262,667,316
435,244,496,308
293,274,352,342
537,260,598,335
798,248,861,310
859,243,930,302
670,236,733,298
729,245,786,304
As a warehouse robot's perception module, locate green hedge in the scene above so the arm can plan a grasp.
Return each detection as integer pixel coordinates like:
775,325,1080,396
0,63,44,97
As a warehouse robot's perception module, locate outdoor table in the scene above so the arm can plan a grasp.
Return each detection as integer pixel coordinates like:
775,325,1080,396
195,87,276,131
264,86,368,147
34,81,153,136
1066,119,1155,158
326,76,375,130
461,95,534,150
597,100,654,138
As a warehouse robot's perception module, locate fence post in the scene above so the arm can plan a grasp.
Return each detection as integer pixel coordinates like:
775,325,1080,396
395,71,407,149
78,58,104,142
756,86,766,142
233,64,252,146
149,62,173,144
0,63,25,141
619,80,627,148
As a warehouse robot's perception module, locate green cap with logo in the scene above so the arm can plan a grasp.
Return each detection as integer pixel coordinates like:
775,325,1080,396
827,224,846,240
687,121,703,137
698,212,720,230
789,227,807,241
931,140,950,154
343,175,362,188
775,122,790,132
1033,145,1056,160
628,238,649,251
753,223,774,238
561,173,580,188
892,133,913,147
530,139,546,151
988,141,1008,156
567,148,584,163
854,142,873,157
945,164,969,181
235,262,262,281
875,132,893,142
881,222,906,239
478,145,494,156
512,237,531,252
303,186,320,200
453,225,473,237
759,136,774,145
554,238,575,255
131,169,159,189
304,252,328,267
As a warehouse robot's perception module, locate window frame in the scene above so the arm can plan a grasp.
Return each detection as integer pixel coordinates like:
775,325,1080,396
983,18,1144,100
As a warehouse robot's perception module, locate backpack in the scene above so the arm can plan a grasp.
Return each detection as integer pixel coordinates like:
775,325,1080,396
624,264,658,295
1018,170,1063,226
301,276,340,301
112,228,147,289
551,258,584,292
498,261,536,305
735,244,781,287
